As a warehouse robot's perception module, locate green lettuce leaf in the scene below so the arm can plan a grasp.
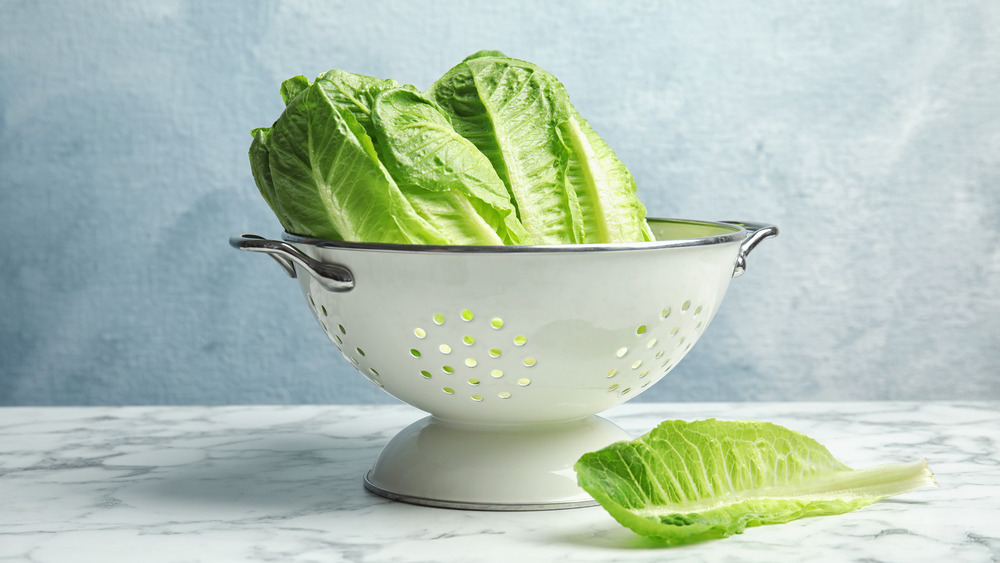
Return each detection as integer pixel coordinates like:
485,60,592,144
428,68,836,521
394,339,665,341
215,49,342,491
313,69,403,140
575,419,936,546
428,51,652,244
251,53,655,245
279,75,311,105
427,52,580,243
264,79,446,243
248,126,296,234
370,88,532,245
279,71,403,157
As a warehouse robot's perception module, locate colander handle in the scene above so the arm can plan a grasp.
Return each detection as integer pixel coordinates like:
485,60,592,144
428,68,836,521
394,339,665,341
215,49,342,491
722,221,779,278
229,234,355,292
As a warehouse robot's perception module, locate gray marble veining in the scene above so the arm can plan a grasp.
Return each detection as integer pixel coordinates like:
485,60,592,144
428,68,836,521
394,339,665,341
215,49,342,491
1,402,997,562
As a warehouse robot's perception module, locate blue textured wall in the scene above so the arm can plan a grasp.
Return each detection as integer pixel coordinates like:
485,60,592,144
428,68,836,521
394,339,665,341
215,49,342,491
2,1,998,405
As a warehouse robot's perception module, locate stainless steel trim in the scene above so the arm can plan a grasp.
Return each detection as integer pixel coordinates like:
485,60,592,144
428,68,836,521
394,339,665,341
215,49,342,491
723,221,780,277
233,218,778,289
281,218,746,254
229,234,355,292
362,471,598,511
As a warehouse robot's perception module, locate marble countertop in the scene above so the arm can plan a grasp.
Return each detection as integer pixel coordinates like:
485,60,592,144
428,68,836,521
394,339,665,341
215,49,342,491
1,401,997,562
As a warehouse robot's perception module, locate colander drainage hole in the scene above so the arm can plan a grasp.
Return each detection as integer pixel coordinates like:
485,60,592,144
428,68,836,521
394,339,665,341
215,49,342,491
491,317,504,329
465,358,478,367
490,369,504,378
681,300,691,312
636,325,647,335
615,347,628,358
463,335,476,346
420,370,432,379
513,335,527,346
414,328,426,338
433,313,446,325
461,309,474,321
517,378,531,387
442,365,455,374
522,357,537,367
439,344,452,354
409,349,421,358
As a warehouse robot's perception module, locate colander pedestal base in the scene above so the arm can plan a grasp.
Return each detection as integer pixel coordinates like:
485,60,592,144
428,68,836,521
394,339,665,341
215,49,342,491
363,414,631,511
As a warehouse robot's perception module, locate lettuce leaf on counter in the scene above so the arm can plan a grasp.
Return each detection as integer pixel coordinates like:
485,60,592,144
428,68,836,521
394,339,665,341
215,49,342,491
575,419,935,546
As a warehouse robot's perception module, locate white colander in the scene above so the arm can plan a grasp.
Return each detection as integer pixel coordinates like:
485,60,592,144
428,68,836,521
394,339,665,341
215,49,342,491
232,218,777,510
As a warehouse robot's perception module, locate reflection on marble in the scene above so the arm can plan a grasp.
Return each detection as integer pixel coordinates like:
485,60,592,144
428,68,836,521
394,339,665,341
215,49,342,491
1,402,997,562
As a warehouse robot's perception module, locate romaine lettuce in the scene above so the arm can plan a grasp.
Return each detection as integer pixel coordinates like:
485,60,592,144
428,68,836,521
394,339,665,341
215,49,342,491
575,419,935,545
428,51,654,244
250,52,654,245
259,80,445,243
371,88,531,245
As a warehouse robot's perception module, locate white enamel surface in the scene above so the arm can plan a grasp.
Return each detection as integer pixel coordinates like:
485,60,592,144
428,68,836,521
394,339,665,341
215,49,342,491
365,415,631,507
294,238,740,424
285,224,745,507
1,402,996,562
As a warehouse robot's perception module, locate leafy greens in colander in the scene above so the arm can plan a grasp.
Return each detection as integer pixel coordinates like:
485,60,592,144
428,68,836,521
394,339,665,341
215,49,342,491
249,51,653,244
574,419,935,546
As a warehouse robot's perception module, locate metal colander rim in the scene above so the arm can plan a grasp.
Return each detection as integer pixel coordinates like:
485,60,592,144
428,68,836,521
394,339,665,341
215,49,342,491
281,217,745,254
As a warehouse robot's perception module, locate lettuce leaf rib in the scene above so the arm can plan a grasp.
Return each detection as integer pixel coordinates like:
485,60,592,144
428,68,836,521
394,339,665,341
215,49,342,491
559,114,654,243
